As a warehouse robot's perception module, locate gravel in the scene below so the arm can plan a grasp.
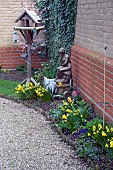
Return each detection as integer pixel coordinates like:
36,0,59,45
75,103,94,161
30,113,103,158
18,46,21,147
0,97,89,170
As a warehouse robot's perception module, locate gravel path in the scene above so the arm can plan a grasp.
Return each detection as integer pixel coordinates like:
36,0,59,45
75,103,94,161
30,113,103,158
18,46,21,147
0,97,89,170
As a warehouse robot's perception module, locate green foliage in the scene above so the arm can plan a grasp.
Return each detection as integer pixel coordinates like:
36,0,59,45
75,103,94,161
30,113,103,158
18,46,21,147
50,97,90,132
37,0,78,69
34,60,56,79
76,135,105,161
16,64,26,73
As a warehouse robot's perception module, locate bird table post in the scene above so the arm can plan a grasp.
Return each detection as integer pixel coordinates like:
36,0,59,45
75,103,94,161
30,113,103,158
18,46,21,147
13,8,45,85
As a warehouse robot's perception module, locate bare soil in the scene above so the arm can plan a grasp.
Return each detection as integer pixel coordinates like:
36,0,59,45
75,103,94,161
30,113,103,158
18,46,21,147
0,70,27,82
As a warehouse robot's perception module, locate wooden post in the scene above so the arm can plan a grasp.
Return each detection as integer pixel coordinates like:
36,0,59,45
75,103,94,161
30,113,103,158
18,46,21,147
26,43,32,84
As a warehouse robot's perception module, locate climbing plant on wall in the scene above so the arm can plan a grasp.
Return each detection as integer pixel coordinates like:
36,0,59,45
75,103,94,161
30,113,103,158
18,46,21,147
37,0,78,67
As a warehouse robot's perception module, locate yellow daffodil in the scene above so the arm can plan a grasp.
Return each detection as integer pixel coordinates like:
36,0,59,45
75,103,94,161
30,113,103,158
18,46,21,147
61,107,65,111
102,131,107,136
16,84,23,91
105,143,109,148
27,82,33,87
98,124,102,130
15,91,19,94
93,126,96,131
63,101,68,106
88,133,91,136
110,141,113,148
67,97,72,103
105,126,110,132
93,132,96,135
62,115,67,120
111,127,113,132
66,109,72,113
58,82,63,87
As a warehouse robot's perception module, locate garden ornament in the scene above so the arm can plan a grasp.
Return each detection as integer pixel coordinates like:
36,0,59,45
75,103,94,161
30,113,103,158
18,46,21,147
55,47,72,85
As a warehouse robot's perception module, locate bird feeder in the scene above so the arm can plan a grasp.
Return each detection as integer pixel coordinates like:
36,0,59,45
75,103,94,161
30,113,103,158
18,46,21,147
13,31,18,43
13,8,45,85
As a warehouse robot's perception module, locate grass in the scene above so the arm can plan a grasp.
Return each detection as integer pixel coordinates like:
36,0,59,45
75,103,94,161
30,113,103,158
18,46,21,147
0,79,19,97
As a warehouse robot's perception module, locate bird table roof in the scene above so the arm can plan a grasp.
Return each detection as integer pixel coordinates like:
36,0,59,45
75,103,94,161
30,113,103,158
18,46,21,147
15,8,41,24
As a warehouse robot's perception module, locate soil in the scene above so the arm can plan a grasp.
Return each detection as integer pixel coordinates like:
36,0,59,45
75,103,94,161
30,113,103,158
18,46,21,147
0,70,27,82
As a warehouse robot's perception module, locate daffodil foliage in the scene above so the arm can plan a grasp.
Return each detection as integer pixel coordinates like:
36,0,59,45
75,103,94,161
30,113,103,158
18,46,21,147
85,118,113,157
15,82,51,101
50,96,90,132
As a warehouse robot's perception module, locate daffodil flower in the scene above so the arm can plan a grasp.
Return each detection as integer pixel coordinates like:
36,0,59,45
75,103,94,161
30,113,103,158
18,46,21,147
105,143,109,148
58,82,63,87
67,97,72,103
110,141,113,147
62,115,67,120
102,131,107,136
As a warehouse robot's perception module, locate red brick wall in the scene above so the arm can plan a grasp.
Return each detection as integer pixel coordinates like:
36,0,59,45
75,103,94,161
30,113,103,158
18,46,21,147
0,45,48,69
71,44,113,122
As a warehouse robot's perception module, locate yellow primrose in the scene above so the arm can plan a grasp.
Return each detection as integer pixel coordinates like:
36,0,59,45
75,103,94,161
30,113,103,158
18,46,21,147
110,141,113,148
105,143,109,148
102,131,107,136
67,97,72,103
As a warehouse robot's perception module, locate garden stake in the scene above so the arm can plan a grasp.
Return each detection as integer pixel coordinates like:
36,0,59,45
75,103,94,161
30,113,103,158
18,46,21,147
103,47,107,127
